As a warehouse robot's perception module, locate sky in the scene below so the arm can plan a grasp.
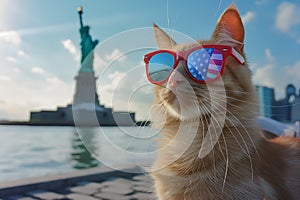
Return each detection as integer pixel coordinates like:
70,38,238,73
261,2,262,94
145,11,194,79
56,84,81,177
0,0,299,121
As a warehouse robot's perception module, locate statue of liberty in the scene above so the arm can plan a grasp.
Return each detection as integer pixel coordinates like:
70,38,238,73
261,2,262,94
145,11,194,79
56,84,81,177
77,6,99,72
73,6,101,107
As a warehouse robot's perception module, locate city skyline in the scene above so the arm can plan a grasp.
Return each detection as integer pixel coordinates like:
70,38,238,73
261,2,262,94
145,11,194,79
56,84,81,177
0,0,299,121
256,84,300,122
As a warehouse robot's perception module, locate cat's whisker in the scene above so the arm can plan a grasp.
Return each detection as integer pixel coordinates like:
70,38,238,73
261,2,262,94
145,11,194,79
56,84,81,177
204,103,253,189
200,97,253,157
221,133,229,191
200,103,219,177
206,97,257,180
201,96,255,154
211,92,261,107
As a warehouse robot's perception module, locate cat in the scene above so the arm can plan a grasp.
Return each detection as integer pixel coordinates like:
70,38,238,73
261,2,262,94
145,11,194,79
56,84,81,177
149,4,300,200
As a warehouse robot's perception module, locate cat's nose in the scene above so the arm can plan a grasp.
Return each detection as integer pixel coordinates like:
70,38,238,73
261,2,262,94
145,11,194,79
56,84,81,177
168,72,184,89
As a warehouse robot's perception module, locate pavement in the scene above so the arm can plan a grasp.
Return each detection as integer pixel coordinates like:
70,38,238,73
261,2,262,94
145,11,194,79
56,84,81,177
0,165,156,200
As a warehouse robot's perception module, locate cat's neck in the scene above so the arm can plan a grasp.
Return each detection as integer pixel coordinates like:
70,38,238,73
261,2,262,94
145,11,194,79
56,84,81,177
157,113,262,176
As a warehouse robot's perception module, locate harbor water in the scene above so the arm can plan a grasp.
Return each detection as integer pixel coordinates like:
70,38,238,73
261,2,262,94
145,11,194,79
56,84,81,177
0,125,158,183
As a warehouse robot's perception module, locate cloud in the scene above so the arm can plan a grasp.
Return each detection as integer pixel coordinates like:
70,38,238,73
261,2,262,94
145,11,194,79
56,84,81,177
46,76,64,84
265,48,274,63
287,61,300,81
99,62,153,120
13,68,20,73
275,2,300,33
94,48,127,71
6,56,17,63
252,63,275,88
0,73,73,120
105,48,126,61
31,67,46,75
252,48,277,88
17,50,28,58
62,39,80,61
242,11,255,24
0,31,22,45
0,75,11,82
252,48,300,99
255,0,268,5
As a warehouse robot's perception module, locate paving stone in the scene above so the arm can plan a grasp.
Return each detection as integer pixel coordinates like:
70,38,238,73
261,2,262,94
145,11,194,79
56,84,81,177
7,196,23,200
101,178,133,187
132,175,152,182
7,196,38,200
76,182,104,188
27,190,65,200
66,193,100,200
69,184,100,195
129,192,155,200
94,192,131,200
100,186,133,195
132,180,152,187
132,185,154,194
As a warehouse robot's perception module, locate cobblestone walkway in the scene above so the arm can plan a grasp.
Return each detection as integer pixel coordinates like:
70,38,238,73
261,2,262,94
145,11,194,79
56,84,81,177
0,166,156,200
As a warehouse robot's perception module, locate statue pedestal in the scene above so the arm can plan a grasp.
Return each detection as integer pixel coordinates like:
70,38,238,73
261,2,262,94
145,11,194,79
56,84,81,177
73,71,100,106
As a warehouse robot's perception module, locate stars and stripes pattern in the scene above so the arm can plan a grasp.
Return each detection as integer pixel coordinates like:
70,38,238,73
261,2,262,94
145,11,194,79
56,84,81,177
187,48,223,81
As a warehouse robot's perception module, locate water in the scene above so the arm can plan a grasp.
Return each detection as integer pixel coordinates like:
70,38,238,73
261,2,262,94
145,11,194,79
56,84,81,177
0,125,158,183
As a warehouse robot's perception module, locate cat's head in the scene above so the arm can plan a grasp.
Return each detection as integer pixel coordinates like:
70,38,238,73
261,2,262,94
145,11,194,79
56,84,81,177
150,5,254,123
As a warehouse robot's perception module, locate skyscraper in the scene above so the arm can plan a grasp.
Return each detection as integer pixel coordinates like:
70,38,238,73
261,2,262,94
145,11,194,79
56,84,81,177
255,86,274,118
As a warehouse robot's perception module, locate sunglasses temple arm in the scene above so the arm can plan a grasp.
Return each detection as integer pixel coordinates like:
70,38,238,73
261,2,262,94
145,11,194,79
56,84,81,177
231,48,245,64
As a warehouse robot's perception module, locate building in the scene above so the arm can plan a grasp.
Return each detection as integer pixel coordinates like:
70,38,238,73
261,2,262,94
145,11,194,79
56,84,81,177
30,7,135,126
255,86,274,118
256,84,300,123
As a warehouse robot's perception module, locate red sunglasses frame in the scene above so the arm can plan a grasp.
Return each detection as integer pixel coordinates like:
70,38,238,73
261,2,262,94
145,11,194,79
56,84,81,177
144,44,245,85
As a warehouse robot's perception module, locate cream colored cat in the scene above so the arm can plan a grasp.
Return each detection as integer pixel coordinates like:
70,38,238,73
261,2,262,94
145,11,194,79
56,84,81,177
149,4,300,200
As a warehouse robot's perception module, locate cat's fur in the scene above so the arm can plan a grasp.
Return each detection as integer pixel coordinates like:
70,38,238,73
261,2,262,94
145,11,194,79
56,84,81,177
150,4,300,200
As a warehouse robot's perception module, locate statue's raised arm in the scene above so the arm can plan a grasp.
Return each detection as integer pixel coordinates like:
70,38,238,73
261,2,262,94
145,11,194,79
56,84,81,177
77,6,99,72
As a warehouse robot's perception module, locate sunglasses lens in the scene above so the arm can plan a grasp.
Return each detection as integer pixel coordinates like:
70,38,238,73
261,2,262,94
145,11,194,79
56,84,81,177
187,48,223,81
148,52,175,83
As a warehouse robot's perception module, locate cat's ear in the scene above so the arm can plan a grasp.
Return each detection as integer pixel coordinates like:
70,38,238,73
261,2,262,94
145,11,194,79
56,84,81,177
212,4,244,50
153,23,176,49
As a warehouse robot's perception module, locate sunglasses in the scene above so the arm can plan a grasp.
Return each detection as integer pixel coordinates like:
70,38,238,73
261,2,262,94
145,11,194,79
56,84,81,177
144,44,245,85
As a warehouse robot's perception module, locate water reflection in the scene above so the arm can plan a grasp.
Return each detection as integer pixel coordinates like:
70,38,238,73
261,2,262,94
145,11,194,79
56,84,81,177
71,129,100,169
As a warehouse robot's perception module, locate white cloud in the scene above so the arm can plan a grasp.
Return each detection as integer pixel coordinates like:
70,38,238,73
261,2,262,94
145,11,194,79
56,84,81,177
275,2,300,33
13,68,20,73
252,48,277,88
94,48,127,71
297,39,300,45
253,63,275,88
31,67,46,75
0,75,11,82
17,50,28,58
287,61,300,81
99,64,153,120
0,73,73,120
6,56,17,63
94,53,107,70
252,48,300,99
0,31,22,45
62,39,80,61
104,48,126,61
46,76,63,84
242,11,255,24
265,48,274,63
